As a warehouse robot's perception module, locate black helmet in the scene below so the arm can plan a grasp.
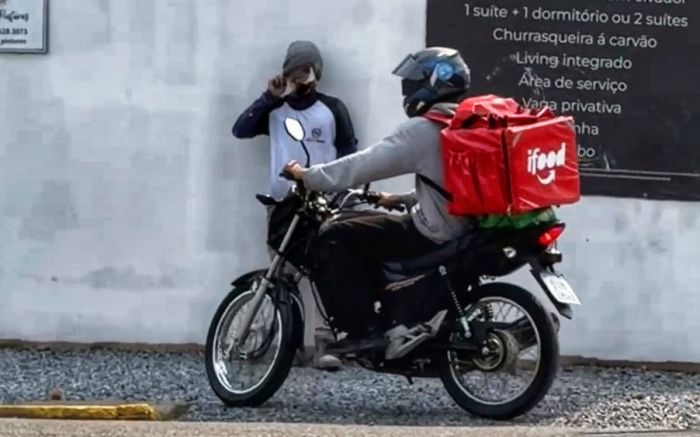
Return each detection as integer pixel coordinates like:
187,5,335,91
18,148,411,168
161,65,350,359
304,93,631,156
283,40,323,80
392,47,471,117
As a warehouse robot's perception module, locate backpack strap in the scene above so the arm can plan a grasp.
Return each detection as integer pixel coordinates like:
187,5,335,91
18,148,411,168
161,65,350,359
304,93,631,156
418,174,482,227
417,174,453,202
419,112,455,202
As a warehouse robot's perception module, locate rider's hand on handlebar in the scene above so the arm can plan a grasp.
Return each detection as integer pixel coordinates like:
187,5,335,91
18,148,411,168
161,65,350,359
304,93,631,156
373,192,406,212
280,161,305,181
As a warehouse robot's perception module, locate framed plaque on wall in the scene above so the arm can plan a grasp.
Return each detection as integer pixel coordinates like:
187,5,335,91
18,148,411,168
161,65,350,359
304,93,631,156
0,0,48,54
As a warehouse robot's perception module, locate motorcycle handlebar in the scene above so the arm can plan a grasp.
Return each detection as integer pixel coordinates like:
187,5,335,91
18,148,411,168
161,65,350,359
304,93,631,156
275,178,405,213
362,190,405,213
279,170,307,198
279,169,296,181
363,191,382,204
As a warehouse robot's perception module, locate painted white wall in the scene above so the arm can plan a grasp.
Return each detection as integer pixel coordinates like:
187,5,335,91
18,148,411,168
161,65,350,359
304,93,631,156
0,0,697,362
555,197,700,362
0,0,425,344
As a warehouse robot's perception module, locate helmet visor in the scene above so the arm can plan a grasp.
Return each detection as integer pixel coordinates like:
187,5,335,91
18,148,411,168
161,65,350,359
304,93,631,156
391,54,425,81
401,79,423,97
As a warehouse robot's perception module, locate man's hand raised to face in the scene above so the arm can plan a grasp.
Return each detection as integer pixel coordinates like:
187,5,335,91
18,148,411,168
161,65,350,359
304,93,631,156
267,74,286,97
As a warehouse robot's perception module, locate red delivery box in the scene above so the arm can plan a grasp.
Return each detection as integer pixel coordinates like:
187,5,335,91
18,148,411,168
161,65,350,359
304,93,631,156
505,117,581,214
425,95,581,216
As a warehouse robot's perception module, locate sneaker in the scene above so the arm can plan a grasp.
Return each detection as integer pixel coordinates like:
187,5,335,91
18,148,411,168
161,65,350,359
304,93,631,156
315,354,342,371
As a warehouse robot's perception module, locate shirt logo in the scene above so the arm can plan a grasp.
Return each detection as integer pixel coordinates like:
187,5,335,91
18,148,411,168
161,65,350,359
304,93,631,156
306,127,325,143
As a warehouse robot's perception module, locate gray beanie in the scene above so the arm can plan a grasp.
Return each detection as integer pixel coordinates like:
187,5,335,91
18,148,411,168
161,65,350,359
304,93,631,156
283,40,323,80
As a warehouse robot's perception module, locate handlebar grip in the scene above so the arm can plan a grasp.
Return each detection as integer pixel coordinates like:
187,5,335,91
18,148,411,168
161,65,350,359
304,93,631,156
279,170,296,181
365,193,381,203
364,191,406,213
383,204,406,213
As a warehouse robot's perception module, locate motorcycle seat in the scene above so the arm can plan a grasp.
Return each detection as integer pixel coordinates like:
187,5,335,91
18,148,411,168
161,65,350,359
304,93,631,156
381,221,562,278
382,232,479,276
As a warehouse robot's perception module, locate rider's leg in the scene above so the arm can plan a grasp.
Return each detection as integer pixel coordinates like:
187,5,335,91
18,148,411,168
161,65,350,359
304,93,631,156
314,213,441,346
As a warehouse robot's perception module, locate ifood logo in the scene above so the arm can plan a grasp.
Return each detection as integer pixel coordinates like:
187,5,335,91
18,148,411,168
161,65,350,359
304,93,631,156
527,142,567,185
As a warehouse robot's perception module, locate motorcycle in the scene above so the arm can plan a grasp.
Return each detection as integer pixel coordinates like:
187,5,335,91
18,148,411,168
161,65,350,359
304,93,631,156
204,117,581,420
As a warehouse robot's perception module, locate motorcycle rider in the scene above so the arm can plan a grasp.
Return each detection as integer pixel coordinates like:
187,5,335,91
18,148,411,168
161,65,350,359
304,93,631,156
283,47,474,352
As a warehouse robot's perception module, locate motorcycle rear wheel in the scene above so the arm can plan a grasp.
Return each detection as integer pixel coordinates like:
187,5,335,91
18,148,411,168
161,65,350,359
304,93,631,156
440,282,559,420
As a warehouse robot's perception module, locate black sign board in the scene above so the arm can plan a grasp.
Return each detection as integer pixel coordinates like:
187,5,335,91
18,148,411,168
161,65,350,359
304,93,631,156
427,0,700,201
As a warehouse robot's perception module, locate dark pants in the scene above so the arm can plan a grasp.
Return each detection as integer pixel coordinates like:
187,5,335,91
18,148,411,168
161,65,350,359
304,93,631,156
312,213,442,338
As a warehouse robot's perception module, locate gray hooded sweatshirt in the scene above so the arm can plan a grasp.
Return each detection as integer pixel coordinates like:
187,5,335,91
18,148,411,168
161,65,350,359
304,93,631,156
301,103,473,244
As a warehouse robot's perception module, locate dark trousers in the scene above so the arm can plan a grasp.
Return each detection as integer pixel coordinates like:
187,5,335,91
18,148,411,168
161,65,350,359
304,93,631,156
312,213,442,337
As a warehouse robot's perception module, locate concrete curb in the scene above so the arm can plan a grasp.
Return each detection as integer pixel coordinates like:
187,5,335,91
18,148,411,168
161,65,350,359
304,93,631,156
560,356,700,374
0,402,190,421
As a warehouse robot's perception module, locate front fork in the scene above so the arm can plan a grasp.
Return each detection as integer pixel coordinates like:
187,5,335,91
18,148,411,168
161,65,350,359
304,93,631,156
232,214,302,351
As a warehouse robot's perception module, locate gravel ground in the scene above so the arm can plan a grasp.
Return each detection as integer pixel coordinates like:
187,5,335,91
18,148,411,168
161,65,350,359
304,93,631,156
1,348,699,431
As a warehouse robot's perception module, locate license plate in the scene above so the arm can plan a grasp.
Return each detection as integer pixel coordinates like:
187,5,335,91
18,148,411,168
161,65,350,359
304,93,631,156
539,272,581,305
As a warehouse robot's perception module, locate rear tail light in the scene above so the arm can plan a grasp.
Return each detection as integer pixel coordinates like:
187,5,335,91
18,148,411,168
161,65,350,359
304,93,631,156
538,224,565,247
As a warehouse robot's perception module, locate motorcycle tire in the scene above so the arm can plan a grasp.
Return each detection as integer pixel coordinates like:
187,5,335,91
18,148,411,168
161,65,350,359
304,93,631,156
205,284,299,407
440,282,559,420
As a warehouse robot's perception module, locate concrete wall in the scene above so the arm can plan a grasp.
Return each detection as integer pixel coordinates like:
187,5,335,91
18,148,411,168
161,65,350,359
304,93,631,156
0,0,698,362
555,197,700,363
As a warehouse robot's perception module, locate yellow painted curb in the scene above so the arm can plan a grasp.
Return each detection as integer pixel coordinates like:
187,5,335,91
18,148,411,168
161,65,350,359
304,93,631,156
0,403,161,421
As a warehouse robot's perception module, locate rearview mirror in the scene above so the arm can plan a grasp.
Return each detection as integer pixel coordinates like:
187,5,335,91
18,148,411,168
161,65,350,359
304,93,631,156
284,118,305,142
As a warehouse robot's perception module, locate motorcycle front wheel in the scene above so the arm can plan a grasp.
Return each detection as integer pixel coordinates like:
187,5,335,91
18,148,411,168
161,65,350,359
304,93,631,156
205,282,297,407
440,282,559,420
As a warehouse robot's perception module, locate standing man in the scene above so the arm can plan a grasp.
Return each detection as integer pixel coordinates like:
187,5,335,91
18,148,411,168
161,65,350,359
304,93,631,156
232,40,358,202
232,40,358,370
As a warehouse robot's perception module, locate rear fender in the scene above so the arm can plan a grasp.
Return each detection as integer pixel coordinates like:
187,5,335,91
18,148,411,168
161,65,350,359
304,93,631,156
528,258,574,320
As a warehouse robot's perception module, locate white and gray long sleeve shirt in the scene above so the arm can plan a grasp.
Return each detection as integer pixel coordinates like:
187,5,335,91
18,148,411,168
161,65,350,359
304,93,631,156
301,104,473,244
233,90,358,201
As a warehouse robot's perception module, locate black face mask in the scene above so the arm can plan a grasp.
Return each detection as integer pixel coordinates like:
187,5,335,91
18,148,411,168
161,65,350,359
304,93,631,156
293,84,312,96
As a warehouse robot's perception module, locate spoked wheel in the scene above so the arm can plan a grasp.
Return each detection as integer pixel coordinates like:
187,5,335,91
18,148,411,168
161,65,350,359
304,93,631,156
205,281,297,407
440,283,559,420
